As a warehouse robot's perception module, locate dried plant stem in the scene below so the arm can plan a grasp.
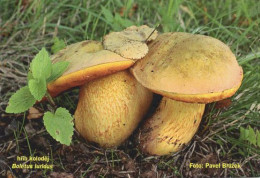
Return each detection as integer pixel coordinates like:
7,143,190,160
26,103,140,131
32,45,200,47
45,92,56,110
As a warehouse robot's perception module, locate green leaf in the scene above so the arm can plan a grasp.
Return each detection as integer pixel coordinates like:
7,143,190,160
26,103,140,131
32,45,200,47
115,13,134,28
120,18,134,28
51,37,66,54
27,70,33,82
216,139,223,146
43,107,74,145
5,86,36,113
257,130,260,147
239,127,249,141
101,6,114,23
238,148,245,156
248,126,257,146
28,78,47,100
30,48,52,80
46,61,69,83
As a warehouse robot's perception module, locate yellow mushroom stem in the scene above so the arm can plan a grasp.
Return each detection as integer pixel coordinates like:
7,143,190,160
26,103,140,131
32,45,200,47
138,97,205,156
74,70,153,148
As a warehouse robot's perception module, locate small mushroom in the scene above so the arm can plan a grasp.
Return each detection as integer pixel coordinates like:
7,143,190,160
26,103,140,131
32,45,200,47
74,70,153,147
131,32,243,155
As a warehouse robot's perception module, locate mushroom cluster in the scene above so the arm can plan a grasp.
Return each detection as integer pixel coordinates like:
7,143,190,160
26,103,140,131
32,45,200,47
131,32,243,155
48,26,243,155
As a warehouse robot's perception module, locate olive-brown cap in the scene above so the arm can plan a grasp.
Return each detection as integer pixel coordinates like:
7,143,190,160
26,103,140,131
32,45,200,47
47,40,134,97
131,32,243,103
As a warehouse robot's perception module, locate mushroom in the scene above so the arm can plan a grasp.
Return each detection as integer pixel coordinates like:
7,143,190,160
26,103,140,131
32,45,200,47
74,70,153,147
47,26,158,147
131,32,243,155
48,25,158,97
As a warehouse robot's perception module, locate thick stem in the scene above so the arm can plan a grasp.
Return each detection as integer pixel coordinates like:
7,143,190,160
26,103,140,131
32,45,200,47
139,97,205,155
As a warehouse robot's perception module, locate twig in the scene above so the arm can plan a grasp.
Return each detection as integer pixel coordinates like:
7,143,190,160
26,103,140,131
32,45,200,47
145,24,159,42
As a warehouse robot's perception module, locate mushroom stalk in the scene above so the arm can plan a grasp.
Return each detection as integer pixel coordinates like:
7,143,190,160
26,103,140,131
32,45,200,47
139,97,205,155
74,70,153,148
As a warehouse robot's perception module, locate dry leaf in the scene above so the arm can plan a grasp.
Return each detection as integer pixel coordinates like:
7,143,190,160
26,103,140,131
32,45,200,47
27,107,43,120
0,121,6,126
103,25,158,60
6,171,14,178
215,98,232,109
119,3,138,18
24,122,37,135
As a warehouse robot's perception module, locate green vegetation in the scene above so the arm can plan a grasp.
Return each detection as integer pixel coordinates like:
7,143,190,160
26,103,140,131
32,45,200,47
5,46,73,146
0,0,259,177
43,107,74,146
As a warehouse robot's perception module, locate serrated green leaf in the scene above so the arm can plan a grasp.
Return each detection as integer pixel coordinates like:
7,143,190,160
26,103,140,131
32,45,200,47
43,107,74,145
28,78,47,100
46,61,69,83
248,126,256,146
30,48,52,80
257,130,260,147
5,86,36,113
51,37,66,54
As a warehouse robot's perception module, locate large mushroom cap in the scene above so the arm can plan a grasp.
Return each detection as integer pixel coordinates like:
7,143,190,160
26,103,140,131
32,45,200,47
47,40,134,97
131,32,243,103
